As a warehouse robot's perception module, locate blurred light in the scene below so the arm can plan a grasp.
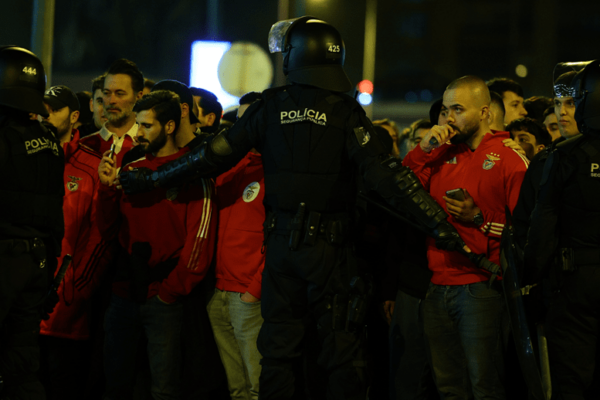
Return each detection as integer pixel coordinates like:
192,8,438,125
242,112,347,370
405,91,418,103
358,93,372,106
420,89,432,102
190,41,240,110
516,64,528,78
357,79,374,95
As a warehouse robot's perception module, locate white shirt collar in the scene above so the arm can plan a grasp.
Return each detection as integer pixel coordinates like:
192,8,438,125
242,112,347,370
99,122,138,154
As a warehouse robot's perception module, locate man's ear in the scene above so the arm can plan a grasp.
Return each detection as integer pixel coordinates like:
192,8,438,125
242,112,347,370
89,98,94,113
181,103,190,120
70,110,80,125
136,91,143,100
481,105,490,121
206,112,216,126
165,120,176,135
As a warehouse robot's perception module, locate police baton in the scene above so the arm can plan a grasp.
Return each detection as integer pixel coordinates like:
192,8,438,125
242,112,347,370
50,254,72,293
357,192,501,278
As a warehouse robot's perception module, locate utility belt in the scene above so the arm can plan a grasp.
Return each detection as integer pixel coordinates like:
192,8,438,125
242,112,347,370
264,204,353,250
0,237,46,268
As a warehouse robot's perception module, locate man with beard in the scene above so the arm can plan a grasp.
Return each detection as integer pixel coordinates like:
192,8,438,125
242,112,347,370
403,75,528,399
96,90,216,399
39,84,110,400
80,59,143,166
42,85,80,145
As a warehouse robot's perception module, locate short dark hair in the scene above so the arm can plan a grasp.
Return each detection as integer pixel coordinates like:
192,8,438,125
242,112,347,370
91,74,106,94
506,117,552,147
524,96,553,123
106,59,144,93
490,91,506,116
543,106,555,120
486,77,524,98
133,90,181,133
239,91,262,106
412,119,433,136
190,87,223,128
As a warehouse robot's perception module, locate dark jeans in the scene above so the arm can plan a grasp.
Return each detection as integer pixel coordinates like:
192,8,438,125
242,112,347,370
389,289,437,400
0,250,48,400
546,266,600,400
423,282,507,400
257,234,367,400
103,293,183,400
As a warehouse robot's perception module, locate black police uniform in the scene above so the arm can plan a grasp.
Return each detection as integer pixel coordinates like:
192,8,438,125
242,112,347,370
0,111,64,399
525,134,600,399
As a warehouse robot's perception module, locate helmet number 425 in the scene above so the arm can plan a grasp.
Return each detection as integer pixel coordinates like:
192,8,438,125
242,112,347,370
328,45,340,53
23,66,37,75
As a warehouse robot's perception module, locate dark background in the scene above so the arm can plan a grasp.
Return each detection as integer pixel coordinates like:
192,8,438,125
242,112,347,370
2,0,599,123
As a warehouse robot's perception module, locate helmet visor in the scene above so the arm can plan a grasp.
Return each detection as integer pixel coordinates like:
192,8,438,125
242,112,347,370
553,61,593,98
268,16,314,53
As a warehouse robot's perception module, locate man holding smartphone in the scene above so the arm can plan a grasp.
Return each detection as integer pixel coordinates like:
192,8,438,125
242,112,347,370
403,75,528,399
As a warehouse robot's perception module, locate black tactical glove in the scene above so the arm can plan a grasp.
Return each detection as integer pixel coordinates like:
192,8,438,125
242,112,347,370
40,290,59,320
119,167,156,195
432,221,466,252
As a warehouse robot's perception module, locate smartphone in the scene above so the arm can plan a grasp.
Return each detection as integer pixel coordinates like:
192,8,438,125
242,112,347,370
445,188,465,201
109,143,116,159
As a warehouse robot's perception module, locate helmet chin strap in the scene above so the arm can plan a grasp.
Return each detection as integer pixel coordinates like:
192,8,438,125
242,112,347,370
282,46,292,75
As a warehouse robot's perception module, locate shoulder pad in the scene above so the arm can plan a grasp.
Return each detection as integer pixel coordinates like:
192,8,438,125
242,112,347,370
262,86,291,101
556,134,584,154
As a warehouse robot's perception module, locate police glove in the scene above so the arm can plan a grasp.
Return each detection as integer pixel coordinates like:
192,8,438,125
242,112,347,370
119,167,156,195
432,221,466,252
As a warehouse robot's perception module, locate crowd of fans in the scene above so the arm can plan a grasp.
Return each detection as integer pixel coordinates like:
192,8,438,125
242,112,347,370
25,51,589,400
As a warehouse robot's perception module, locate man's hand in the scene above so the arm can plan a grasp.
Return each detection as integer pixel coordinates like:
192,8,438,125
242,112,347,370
98,149,118,186
443,189,481,223
502,138,526,156
420,124,458,153
241,291,260,303
383,300,395,325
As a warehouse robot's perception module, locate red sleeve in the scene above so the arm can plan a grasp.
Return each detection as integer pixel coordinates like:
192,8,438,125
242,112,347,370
246,258,265,299
478,149,529,238
402,144,454,190
158,178,217,303
72,175,115,298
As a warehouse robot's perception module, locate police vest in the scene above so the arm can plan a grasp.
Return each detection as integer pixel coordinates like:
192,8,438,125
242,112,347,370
557,136,600,248
0,115,65,239
259,85,360,213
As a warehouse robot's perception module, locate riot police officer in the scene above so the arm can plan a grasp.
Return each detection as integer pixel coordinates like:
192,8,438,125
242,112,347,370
525,60,600,399
0,46,64,399
119,17,465,400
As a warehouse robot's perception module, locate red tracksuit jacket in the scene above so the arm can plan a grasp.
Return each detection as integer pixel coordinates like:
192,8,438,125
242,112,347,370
402,131,528,285
214,152,266,299
97,148,217,303
41,130,112,340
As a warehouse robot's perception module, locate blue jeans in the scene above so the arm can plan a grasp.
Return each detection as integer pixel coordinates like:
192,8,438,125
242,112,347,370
207,288,263,400
103,294,183,400
423,282,507,400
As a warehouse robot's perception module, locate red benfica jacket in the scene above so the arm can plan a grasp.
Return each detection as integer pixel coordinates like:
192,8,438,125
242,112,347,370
214,152,266,299
402,131,528,285
41,130,112,340
97,148,217,303
79,122,137,167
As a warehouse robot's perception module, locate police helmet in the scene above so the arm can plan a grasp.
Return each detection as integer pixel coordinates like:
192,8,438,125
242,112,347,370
0,46,48,117
268,16,352,93
571,61,600,133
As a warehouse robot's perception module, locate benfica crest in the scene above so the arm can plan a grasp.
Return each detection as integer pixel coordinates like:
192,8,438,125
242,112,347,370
243,182,260,203
66,175,81,192
483,153,501,170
